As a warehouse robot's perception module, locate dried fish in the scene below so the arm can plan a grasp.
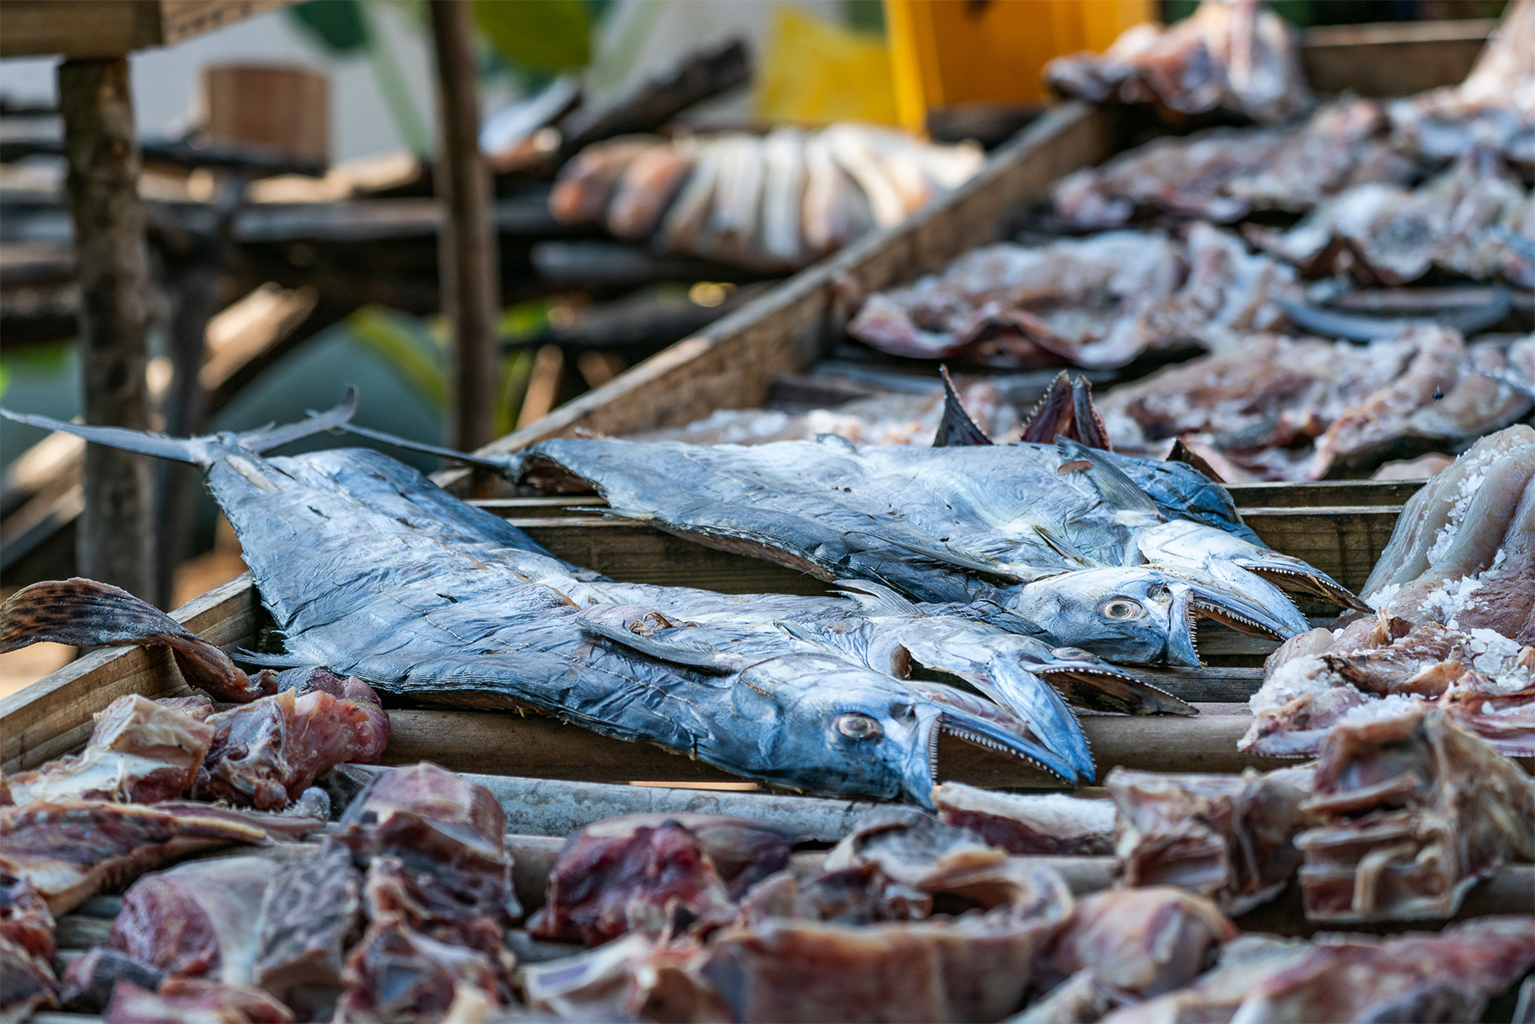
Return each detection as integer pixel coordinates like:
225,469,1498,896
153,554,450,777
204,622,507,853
1045,0,1312,124
847,224,1295,369
1295,706,1534,923
932,782,1115,856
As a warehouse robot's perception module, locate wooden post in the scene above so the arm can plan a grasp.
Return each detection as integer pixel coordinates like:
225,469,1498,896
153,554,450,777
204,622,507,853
428,0,500,451
57,59,156,602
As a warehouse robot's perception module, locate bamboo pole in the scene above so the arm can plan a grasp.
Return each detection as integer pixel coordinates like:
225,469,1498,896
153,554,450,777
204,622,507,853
428,0,500,451
57,58,156,603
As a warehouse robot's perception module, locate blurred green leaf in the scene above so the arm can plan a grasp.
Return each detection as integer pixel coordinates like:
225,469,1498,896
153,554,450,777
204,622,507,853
474,0,592,73
0,361,9,401
348,306,446,410
289,0,368,52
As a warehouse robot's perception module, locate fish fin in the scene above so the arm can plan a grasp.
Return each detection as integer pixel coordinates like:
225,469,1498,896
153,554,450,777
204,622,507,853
0,410,217,467
340,420,515,471
831,579,923,616
1055,438,1165,519
1070,376,1113,451
1031,525,1095,566
932,366,993,447
1165,438,1225,483
0,579,269,702
1018,372,1072,444
578,610,744,673
237,389,358,453
814,433,859,454
860,533,1027,582
926,598,1052,638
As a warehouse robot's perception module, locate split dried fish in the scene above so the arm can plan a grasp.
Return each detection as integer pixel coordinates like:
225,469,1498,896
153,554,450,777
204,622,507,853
1045,0,1312,124
1053,97,1414,230
847,224,1296,368
1098,328,1534,481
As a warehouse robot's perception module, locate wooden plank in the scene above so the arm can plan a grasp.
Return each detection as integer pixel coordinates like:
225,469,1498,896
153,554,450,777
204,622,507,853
1299,19,1491,97
1242,506,1402,596
435,101,1113,496
378,707,1291,789
1224,481,1422,508
0,0,292,59
0,573,258,774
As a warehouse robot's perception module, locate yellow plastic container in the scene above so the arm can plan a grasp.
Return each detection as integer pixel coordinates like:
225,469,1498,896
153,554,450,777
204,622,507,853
885,0,1156,132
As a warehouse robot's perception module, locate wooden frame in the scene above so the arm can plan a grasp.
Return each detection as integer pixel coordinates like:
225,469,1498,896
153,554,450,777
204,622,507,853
0,0,294,59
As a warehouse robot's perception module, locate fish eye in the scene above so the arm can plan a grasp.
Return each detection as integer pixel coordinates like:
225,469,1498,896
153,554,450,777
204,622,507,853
1097,597,1144,621
835,712,882,740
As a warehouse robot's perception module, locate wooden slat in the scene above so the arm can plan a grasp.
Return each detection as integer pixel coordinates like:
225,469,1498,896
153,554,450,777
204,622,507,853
379,707,1290,789
1224,481,1422,508
0,573,258,774
1242,506,1403,596
1299,19,1491,97
0,0,292,58
435,102,1114,495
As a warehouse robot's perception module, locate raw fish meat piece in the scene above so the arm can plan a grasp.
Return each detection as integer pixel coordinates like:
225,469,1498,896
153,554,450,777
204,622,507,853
107,855,280,983
1035,887,1236,1001
195,673,390,811
528,814,792,946
0,800,325,915
1044,0,1312,124
1227,916,1534,1023
1106,768,1312,915
105,977,294,1024
252,838,362,1012
1295,706,1533,922
931,782,1115,856
1097,933,1310,1024
61,948,167,1015
549,137,660,224
1,873,58,1020
6,694,213,805
337,916,500,1024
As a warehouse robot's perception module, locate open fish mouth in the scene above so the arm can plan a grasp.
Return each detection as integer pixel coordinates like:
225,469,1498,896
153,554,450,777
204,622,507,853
1032,656,1195,716
1232,561,1369,612
906,689,1090,802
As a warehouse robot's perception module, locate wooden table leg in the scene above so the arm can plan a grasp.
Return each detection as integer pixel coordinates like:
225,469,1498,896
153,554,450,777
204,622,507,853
57,58,155,603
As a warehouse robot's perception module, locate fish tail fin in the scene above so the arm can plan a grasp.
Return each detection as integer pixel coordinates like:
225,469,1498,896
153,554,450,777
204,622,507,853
0,579,268,702
1019,372,1072,444
1056,438,1164,519
0,389,359,467
932,366,993,447
340,421,516,472
1070,376,1113,451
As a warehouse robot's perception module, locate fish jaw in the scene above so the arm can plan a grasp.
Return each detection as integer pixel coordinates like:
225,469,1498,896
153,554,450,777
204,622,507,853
1168,561,1311,641
913,688,1089,791
1137,520,1365,611
1031,649,1197,716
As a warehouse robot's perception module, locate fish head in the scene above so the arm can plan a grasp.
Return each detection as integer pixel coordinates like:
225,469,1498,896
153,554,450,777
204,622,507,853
1004,565,1307,667
729,656,1086,805
1137,520,1366,611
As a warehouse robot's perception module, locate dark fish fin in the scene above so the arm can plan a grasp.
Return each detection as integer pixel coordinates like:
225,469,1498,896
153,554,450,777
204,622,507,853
932,366,993,447
1018,372,1072,444
0,579,269,702
577,611,744,673
237,388,358,453
0,411,217,467
1070,376,1113,451
1056,438,1164,520
1166,438,1225,483
340,421,516,471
